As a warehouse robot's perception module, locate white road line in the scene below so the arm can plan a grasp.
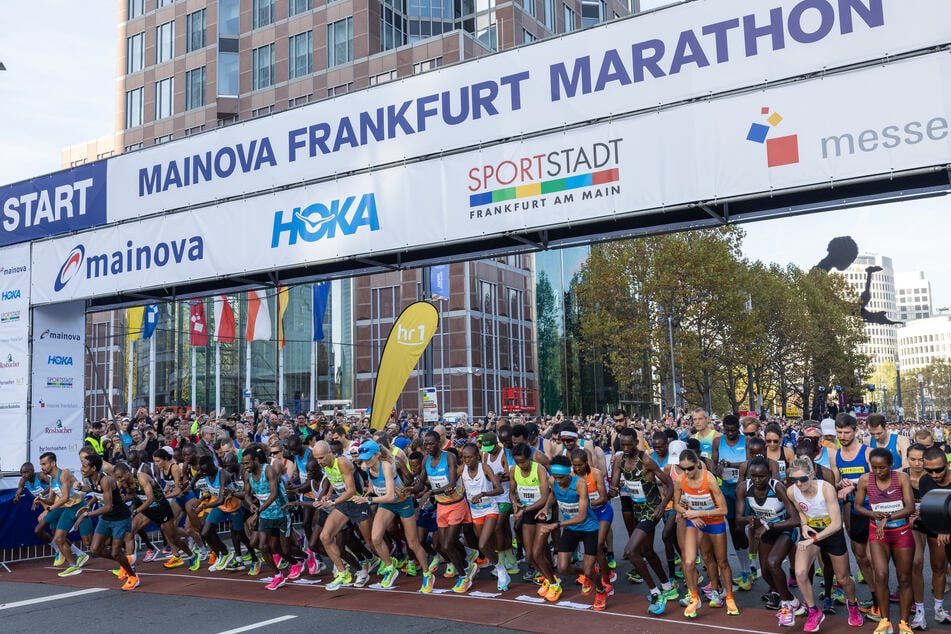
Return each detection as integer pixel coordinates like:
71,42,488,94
216,615,298,634
0,587,108,611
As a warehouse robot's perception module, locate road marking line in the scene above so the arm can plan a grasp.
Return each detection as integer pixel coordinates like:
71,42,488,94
216,615,298,634
0,587,108,611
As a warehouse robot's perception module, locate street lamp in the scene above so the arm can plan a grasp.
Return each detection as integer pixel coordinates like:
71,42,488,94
918,373,925,421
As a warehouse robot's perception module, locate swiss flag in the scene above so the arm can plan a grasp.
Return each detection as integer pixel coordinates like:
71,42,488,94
213,295,236,344
189,299,209,346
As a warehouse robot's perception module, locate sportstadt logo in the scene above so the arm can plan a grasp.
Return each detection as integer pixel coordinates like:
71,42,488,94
54,245,85,292
746,107,799,168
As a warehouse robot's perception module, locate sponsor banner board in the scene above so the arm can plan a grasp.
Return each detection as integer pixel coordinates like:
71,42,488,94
0,243,30,469
104,0,951,222
0,161,108,247
31,52,951,304
30,301,85,471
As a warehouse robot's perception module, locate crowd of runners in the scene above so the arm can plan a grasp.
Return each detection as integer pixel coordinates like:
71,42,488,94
10,406,951,633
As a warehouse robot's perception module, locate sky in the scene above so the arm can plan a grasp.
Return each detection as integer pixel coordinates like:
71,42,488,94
0,3,948,309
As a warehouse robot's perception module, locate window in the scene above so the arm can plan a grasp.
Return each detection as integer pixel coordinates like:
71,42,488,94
128,0,144,19
156,21,175,64
288,31,313,79
289,0,313,15
218,52,239,96
219,0,240,36
544,0,556,31
252,44,275,89
155,77,174,119
253,0,275,28
186,10,206,52
327,17,354,67
563,4,576,31
125,87,144,128
185,67,205,110
126,33,144,73
523,29,535,43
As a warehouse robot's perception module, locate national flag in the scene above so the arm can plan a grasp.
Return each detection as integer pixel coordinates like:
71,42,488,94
312,281,330,342
246,290,272,342
189,299,208,346
142,304,160,339
126,306,145,343
277,286,290,349
213,295,236,344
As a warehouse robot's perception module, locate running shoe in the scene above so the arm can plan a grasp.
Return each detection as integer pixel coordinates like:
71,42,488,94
53,551,65,567
57,564,82,577
544,582,562,602
872,619,893,634
381,565,399,589
326,568,353,590
188,554,201,572
725,595,739,615
247,559,261,576
935,605,951,623
734,572,752,591
803,607,825,633
538,578,550,597
143,549,158,563
354,566,371,588
443,563,457,579
427,554,444,574
496,566,511,592
607,553,617,569
453,575,473,594
265,573,287,590
648,592,667,615
684,594,701,619
121,574,140,591
766,591,782,610
163,555,185,569
287,562,304,580
661,586,679,601
777,606,795,627
709,590,724,608
822,594,836,614
76,552,90,568
579,575,593,595
420,572,435,593
226,558,245,572
898,620,912,634
592,589,607,611
848,602,864,627
868,606,884,622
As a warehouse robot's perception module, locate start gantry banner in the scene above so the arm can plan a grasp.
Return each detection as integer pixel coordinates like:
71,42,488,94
28,51,951,304
0,0,949,251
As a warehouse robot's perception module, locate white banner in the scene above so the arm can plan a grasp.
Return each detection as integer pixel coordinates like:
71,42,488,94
30,301,85,472
31,52,951,304
0,243,30,470
104,0,951,222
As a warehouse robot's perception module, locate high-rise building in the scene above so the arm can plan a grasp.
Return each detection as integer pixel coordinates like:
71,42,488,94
74,0,631,418
895,270,933,322
841,253,899,366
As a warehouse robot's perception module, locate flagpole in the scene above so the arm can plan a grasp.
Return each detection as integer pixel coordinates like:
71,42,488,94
215,342,221,415
148,334,156,414
191,346,197,413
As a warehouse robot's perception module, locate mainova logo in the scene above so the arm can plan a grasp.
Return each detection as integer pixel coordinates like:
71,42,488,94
271,194,380,247
746,107,799,168
54,245,85,292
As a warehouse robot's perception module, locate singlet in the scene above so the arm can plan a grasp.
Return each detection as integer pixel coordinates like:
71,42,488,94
716,436,746,487
792,479,833,529
866,470,907,529
484,449,511,504
89,473,131,521
249,466,287,520
618,452,659,506
835,444,870,509
513,461,542,507
693,431,716,459
462,463,499,518
679,470,724,525
743,479,787,525
49,468,84,507
551,475,599,532
426,451,462,503
870,433,903,470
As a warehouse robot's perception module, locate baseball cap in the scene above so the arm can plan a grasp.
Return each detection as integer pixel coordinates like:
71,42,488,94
820,418,836,436
356,440,380,461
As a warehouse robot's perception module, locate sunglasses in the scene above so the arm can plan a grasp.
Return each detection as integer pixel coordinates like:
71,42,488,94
789,475,811,484
679,465,697,472
926,467,946,474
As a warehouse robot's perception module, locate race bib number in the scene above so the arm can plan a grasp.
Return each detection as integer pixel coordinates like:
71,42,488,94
625,480,647,503
807,516,831,529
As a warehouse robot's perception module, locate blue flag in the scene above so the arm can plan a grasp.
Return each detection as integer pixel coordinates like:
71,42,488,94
142,304,160,339
312,282,330,341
